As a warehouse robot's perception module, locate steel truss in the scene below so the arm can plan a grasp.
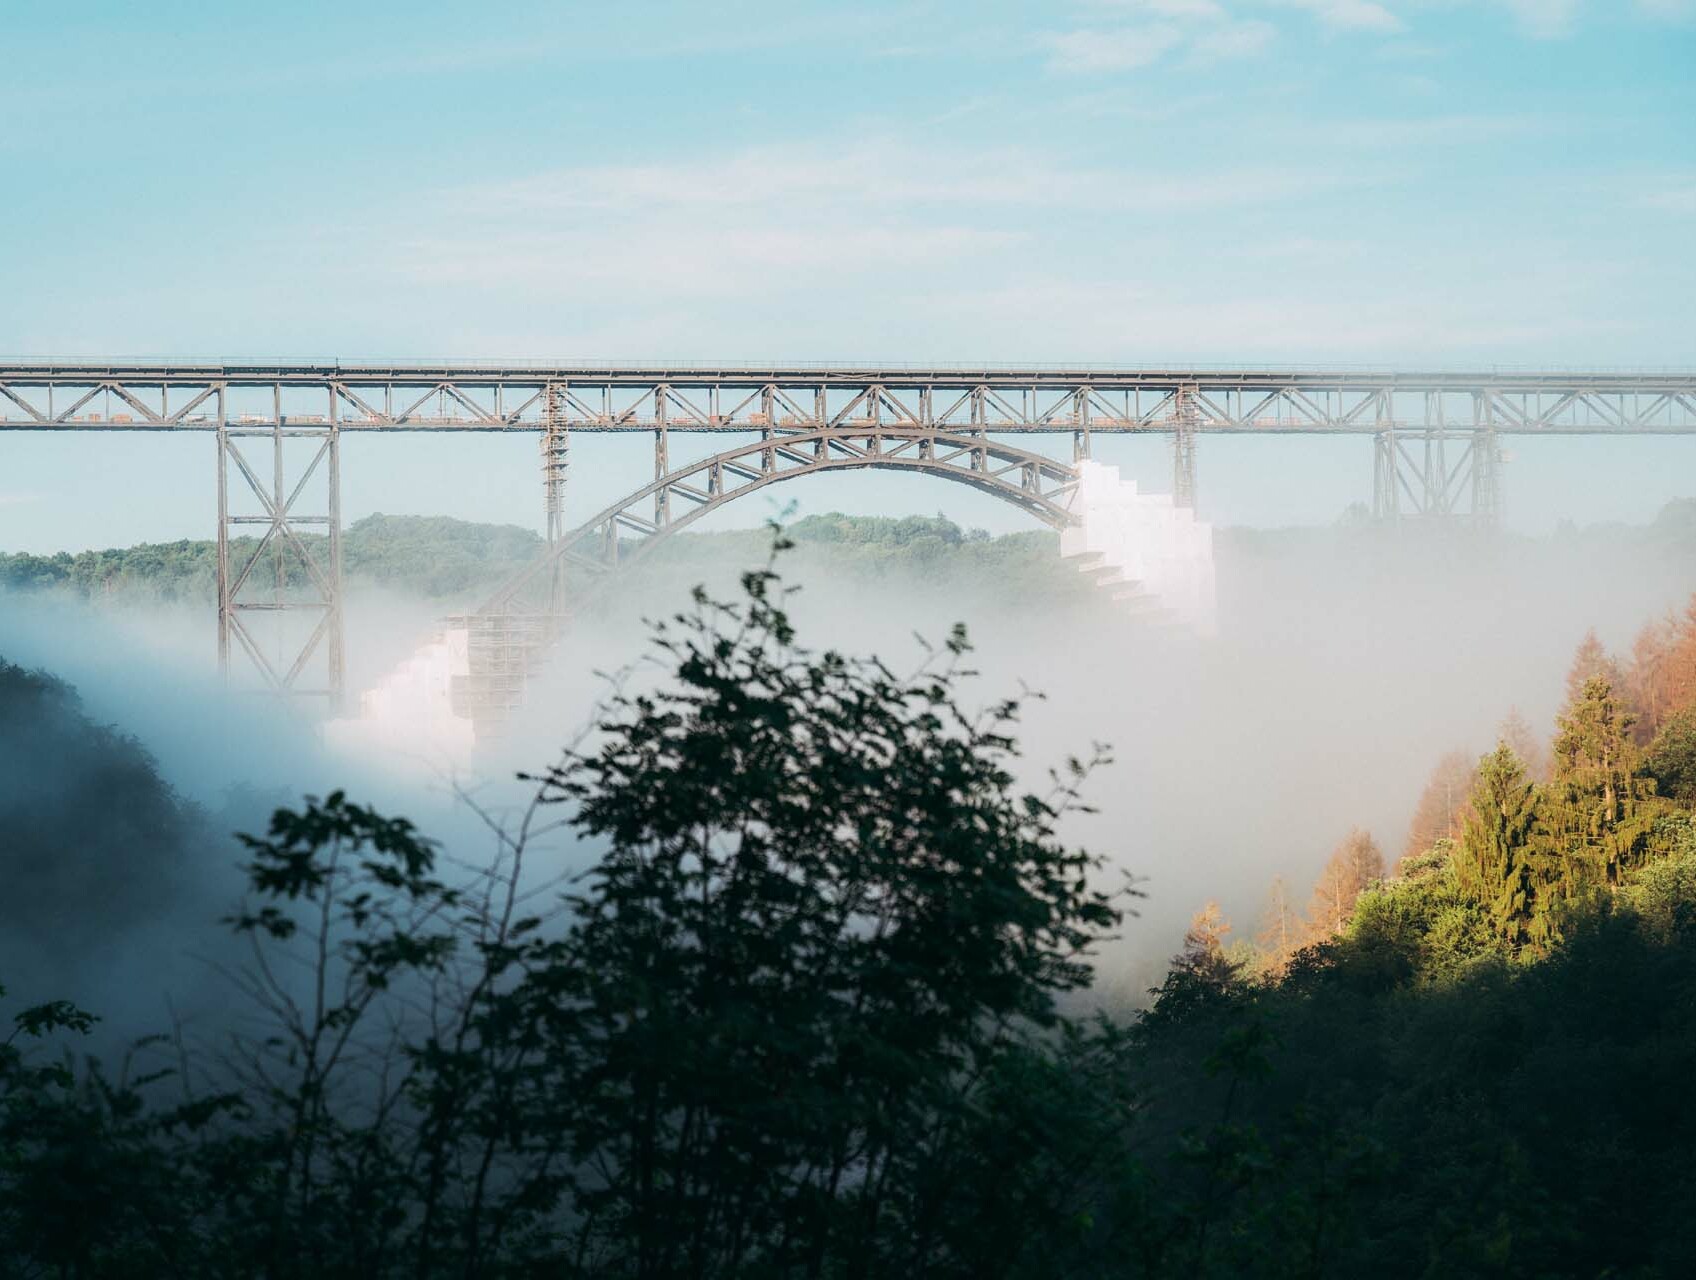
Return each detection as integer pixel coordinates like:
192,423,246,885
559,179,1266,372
2,364,1692,437
1372,429,1502,523
216,409,345,704
482,425,1080,613
444,424,1078,733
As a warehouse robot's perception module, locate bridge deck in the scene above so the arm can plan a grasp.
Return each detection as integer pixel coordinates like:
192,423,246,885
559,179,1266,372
2,362,1693,435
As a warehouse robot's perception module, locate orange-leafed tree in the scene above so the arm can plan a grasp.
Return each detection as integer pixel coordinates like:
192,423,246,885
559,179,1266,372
1403,750,1477,862
1306,828,1386,938
1627,614,1680,744
1255,875,1300,972
1661,594,1696,722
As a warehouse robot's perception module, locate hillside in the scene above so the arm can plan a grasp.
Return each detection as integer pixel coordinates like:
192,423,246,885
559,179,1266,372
0,660,224,1008
0,510,1096,608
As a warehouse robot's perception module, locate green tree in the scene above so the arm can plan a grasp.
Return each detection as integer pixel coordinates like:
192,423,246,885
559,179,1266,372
518,556,1125,1275
1645,706,1696,807
1456,742,1540,946
1544,674,1662,889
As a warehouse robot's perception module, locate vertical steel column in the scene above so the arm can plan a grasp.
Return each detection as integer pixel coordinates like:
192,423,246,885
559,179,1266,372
1421,391,1448,515
326,389,345,708
1373,430,1398,521
654,426,670,527
1173,382,1199,508
540,381,570,614
215,384,230,678
1472,391,1501,529
760,385,776,471
1372,390,1398,521
273,384,285,613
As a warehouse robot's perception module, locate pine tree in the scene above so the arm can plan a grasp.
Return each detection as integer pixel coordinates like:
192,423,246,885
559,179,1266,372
1305,829,1385,938
1457,742,1539,945
1403,750,1477,862
1552,677,1636,842
1541,673,1668,894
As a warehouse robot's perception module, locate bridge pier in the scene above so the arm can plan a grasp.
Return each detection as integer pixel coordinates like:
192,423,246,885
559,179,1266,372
654,426,670,527
1371,425,1501,527
541,382,570,613
214,386,345,706
1173,382,1199,508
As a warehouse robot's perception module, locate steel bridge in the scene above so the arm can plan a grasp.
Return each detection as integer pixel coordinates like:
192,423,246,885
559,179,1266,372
4,362,1693,716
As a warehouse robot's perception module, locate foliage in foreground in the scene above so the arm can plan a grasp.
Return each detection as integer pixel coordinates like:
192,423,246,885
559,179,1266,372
5,564,1696,1277
1,555,1127,1278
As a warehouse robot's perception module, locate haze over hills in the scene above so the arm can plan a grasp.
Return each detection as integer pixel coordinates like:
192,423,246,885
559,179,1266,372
5,498,1694,606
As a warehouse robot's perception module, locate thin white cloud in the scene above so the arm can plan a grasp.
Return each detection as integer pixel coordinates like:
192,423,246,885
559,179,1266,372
1641,187,1696,214
1043,25,1185,71
923,277,1619,358
1634,0,1694,19
1304,112,1542,146
379,142,1358,329
461,143,1339,216
397,225,1024,294
1268,0,1404,32
0,493,43,508
1497,0,1582,37
1192,18,1278,56
1091,0,1229,15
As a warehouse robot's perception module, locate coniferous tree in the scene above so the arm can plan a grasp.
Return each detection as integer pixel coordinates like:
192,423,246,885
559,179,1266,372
1306,829,1384,938
1546,674,1657,887
1456,742,1540,946
1255,876,1299,972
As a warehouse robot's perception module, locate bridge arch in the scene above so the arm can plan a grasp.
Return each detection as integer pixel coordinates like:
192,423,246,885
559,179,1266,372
481,426,1082,613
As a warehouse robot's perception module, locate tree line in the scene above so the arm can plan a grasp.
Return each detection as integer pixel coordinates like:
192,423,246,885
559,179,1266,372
1204,597,1696,983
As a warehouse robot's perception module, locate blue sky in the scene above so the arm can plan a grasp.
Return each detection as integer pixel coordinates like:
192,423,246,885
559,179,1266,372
1,0,1693,550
